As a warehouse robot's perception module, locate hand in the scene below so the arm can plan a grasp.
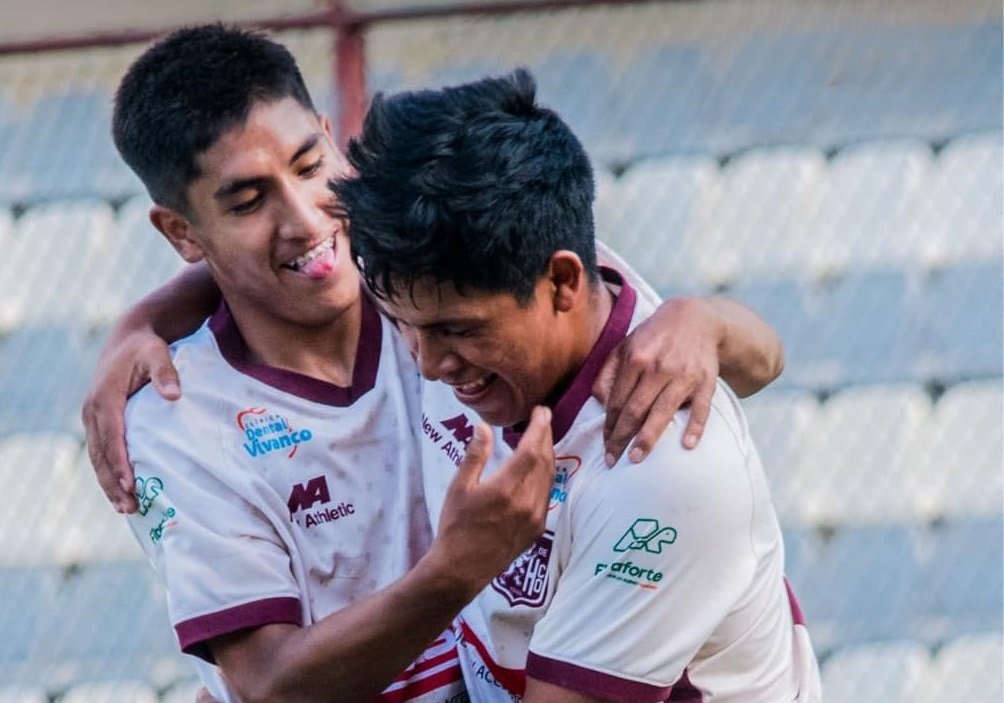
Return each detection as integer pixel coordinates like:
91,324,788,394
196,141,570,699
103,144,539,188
81,325,181,513
594,297,721,466
430,406,555,600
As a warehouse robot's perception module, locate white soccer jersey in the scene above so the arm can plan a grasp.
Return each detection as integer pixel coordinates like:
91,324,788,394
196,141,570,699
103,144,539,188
125,297,467,703
419,269,821,703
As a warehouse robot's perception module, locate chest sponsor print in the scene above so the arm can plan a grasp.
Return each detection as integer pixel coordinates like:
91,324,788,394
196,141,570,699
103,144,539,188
237,406,314,459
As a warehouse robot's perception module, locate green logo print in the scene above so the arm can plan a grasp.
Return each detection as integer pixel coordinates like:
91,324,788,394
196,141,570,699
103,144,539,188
134,475,165,517
613,518,677,554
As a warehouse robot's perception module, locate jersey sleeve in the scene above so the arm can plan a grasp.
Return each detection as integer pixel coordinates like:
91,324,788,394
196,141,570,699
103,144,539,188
125,391,301,663
526,390,760,702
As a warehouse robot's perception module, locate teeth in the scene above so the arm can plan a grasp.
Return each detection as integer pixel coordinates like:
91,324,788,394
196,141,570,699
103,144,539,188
456,376,491,394
288,237,334,269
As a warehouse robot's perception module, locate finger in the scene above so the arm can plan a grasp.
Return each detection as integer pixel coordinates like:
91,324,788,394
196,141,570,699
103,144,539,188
149,357,182,401
456,423,492,486
591,355,617,406
518,406,553,454
624,387,689,463
680,381,714,450
603,372,665,466
93,400,138,513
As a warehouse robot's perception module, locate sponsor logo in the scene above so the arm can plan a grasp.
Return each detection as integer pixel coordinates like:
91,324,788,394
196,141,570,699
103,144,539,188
134,475,164,517
549,455,581,510
237,407,313,459
490,530,553,607
287,475,355,529
149,507,177,545
593,560,664,590
421,413,473,468
613,518,677,554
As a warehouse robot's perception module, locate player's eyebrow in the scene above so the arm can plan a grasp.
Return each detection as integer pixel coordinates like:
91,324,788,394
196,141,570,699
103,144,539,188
214,134,324,200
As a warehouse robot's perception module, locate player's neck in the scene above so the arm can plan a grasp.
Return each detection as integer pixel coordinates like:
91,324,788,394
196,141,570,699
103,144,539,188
545,281,616,403
229,298,364,387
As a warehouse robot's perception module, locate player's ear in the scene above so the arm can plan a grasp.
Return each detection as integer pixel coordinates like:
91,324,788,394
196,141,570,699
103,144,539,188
150,205,206,264
547,251,586,314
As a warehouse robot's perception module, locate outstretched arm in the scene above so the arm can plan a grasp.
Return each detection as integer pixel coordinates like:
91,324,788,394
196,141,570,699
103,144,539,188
82,262,220,512
594,242,783,464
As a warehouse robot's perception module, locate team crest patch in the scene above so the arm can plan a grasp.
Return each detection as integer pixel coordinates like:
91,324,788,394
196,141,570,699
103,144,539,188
491,530,554,607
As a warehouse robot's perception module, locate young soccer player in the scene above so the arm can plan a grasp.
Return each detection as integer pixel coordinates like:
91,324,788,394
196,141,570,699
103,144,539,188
88,24,786,703
332,69,823,702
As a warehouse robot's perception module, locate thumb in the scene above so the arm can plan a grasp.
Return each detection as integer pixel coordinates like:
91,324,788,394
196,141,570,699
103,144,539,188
456,423,492,486
149,360,181,401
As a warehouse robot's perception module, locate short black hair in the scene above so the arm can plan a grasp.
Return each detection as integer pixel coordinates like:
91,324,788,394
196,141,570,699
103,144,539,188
333,68,597,304
113,23,316,214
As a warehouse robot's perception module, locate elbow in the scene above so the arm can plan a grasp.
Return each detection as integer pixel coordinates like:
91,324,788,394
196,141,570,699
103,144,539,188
731,342,785,399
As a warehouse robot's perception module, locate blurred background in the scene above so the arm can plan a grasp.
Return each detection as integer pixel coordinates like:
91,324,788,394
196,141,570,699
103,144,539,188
0,0,1000,701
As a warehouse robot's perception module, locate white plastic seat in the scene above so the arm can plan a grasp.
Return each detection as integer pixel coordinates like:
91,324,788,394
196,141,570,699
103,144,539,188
60,680,158,703
741,390,818,525
913,380,1004,520
814,140,933,274
0,433,80,566
87,197,185,326
917,132,1003,267
47,453,144,566
822,640,929,703
794,385,931,526
0,200,115,330
918,634,1003,703
606,155,717,291
0,686,46,703
702,146,825,286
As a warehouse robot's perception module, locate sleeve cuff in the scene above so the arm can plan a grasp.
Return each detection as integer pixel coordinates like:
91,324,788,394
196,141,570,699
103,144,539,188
176,596,302,663
526,652,673,703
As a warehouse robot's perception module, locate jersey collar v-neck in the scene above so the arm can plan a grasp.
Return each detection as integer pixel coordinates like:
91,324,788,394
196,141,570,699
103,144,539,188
503,267,637,449
209,293,382,407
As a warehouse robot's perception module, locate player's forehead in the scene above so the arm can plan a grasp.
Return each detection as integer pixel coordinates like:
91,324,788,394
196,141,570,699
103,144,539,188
379,278,514,327
197,97,326,180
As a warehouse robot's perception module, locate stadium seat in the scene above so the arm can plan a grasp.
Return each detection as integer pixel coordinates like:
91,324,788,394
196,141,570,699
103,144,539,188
48,453,143,566
913,380,1003,520
917,132,1003,267
814,140,933,274
2,91,138,203
918,633,1004,703
702,146,826,286
60,680,159,703
821,640,929,703
0,324,103,436
919,260,1003,381
604,155,717,291
793,385,931,526
0,567,60,682
94,196,186,322
34,562,178,689
791,523,926,651
0,686,47,703
0,200,116,331
729,277,820,388
0,433,80,566
741,390,818,524
918,516,1003,643
615,45,714,155
803,269,925,386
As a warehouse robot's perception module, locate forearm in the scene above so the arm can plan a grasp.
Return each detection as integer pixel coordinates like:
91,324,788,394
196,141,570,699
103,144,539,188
114,262,221,344
706,296,783,396
218,548,471,703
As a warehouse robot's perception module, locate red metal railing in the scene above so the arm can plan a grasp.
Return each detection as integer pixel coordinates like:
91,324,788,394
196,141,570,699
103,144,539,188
0,0,671,145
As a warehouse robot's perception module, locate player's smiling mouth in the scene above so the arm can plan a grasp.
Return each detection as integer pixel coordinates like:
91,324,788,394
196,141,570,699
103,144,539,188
280,236,336,278
451,374,497,400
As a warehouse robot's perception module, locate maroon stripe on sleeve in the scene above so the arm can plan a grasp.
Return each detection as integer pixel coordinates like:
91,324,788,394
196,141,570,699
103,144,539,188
784,577,807,626
526,652,672,703
176,596,302,663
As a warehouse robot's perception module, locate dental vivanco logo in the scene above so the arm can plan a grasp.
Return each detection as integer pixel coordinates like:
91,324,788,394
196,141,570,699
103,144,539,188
237,406,314,459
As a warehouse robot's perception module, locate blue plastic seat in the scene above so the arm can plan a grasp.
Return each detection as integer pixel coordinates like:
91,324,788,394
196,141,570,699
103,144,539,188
918,516,1003,642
